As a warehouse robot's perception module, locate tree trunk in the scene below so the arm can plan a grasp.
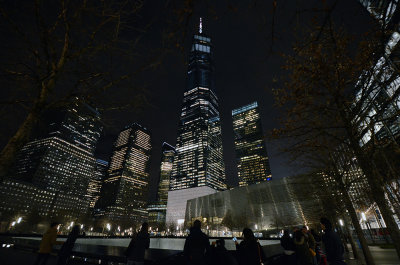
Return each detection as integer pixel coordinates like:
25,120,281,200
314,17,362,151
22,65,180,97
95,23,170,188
340,108,400,259
342,185,375,265
344,219,359,260
355,150,400,257
0,106,42,178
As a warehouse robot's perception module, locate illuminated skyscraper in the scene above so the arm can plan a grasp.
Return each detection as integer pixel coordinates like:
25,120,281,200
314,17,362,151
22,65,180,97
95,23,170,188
157,142,176,204
169,19,226,191
96,123,151,223
232,102,271,186
45,98,102,155
148,142,176,227
8,100,102,220
166,19,225,227
87,159,108,209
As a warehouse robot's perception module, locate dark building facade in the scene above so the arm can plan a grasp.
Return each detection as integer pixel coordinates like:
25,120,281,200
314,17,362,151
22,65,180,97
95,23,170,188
4,100,102,221
95,123,151,224
44,98,102,155
87,159,109,209
169,22,226,191
232,102,271,186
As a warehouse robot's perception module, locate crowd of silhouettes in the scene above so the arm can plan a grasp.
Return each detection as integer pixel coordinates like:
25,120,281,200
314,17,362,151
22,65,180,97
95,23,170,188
31,217,347,265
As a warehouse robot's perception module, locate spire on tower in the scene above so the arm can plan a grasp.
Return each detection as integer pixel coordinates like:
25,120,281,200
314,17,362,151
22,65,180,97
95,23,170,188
199,17,203,34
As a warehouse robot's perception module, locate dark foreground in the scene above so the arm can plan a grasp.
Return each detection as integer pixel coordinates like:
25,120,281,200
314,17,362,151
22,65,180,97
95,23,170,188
1,244,400,265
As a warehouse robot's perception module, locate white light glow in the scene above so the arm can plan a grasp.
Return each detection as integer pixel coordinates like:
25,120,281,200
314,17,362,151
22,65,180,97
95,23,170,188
361,212,367,221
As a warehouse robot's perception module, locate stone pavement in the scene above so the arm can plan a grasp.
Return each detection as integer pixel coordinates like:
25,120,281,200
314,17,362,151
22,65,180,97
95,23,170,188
345,244,400,265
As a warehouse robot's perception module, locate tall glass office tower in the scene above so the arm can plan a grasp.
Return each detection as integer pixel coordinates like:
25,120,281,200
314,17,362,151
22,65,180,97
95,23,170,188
166,19,226,227
147,142,176,227
169,20,226,191
95,123,151,224
157,142,176,204
232,102,271,186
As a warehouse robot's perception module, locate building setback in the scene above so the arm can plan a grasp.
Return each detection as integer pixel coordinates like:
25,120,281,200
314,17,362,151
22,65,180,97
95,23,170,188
95,123,151,224
166,19,226,227
232,102,271,186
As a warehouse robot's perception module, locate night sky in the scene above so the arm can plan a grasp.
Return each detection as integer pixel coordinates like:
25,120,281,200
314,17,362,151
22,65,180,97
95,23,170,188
1,1,374,201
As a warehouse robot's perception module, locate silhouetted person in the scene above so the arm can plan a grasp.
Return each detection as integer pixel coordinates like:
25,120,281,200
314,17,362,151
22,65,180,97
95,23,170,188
320,218,346,265
302,226,317,264
126,222,150,265
184,220,210,265
294,230,313,265
311,229,322,265
280,229,296,264
302,226,316,251
57,225,80,265
210,239,238,265
235,228,266,265
33,222,63,265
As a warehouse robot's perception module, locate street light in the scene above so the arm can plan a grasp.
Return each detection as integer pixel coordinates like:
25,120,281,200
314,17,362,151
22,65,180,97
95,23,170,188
70,221,74,227
17,217,22,224
339,219,344,226
80,224,84,229
11,221,16,227
106,223,111,231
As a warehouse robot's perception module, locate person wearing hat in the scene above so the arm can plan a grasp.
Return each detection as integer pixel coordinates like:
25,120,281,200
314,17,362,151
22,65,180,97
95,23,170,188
33,222,64,265
320,217,346,265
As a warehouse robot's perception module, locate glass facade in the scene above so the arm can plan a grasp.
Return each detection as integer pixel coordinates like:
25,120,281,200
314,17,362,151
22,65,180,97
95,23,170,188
47,98,102,155
148,142,175,227
170,28,226,191
157,142,176,204
6,100,103,221
87,159,109,209
96,123,151,224
232,102,271,187
13,136,96,219
185,176,325,234
0,179,54,218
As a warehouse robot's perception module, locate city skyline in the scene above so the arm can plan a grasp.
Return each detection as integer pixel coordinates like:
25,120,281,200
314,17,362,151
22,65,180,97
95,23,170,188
0,1,373,200
2,2,400,264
